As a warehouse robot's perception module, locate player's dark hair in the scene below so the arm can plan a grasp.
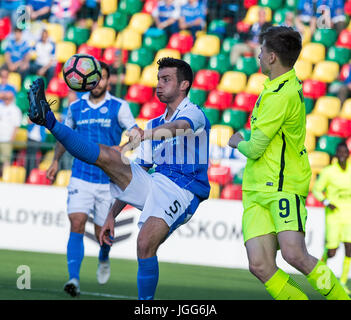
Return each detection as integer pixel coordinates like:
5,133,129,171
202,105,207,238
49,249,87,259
259,26,302,68
157,57,193,95
337,141,349,153
99,61,110,79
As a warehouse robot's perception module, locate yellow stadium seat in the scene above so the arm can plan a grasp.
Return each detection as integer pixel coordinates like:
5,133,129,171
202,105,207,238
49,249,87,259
43,150,54,162
13,128,27,150
45,23,64,43
0,55,4,67
115,28,142,50
301,25,311,46
304,132,316,153
243,5,272,25
124,63,141,86
217,71,247,94
45,93,60,112
2,165,26,183
313,96,341,118
87,27,116,49
312,61,339,83
153,48,181,64
38,160,51,171
139,64,158,87
340,98,351,120
210,124,234,147
306,113,328,136
135,118,148,130
53,170,71,187
245,73,268,95
56,41,76,63
101,0,118,15
300,43,325,64
308,151,330,174
8,72,21,92
209,181,220,199
191,34,220,57
128,13,153,34
294,59,312,81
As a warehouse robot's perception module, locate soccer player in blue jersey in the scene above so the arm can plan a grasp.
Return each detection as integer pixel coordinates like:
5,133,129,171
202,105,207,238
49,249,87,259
28,57,210,300
45,61,137,297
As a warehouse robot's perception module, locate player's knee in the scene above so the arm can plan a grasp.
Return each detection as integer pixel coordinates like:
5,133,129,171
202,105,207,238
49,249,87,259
70,219,86,233
248,260,269,281
137,236,155,259
281,248,305,268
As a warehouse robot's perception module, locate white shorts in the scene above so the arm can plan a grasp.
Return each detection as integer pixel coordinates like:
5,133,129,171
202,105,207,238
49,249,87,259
67,177,113,226
110,161,200,234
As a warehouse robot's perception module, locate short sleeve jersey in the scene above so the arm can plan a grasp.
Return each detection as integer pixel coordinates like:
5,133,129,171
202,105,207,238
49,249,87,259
242,68,311,196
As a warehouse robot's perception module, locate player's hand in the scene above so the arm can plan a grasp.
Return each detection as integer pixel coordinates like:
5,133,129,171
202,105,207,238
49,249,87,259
99,212,115,246
228,132,244,149
125,127,144,149
46,160,59,181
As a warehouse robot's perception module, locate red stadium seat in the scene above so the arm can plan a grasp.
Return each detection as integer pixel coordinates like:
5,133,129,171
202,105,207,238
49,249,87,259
244,0,258,9
46,77,69,98
244,112,252,129
167,33,194,55
205,90,233,110
236,21,251,33
346,136,351,154
340,64,350,82
139,101,166,119
193,70,220,91
220,184,242,200
345,1,351,15
328,117,351,138
232,92,258,112
0,17,11,40
27,169,51,185
125,84,153,104
101,47,128,65
77,44,102,60
336,29,351,49
208,165,232,185
142,0,158,14
306,192,323,207
302,79,327,99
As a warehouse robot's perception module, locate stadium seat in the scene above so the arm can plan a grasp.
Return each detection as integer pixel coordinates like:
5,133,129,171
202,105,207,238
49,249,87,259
259,0,283,10
315,135,343,156
87,27,116,48
340,98,351,120
272,8,289,25
326,46,351,65
327,80,344,97
13,128,27,150
208,53,231,74
302,80,327,99
188,88,207,106
46,77,69,98
115,28,142,50
143,0,158,14
119,0,143,15
153,48,181,65
22,75,46,91
243,5,272,24
233,167,245,184
202,107,220,126
312,61,339,83
232,92,258,112
45,93,60,112
208,165,232,185
166,33,193,55
221,184,243,200
104,11,129,32
305,132,316,153
101,0,118,14
336,29,351,49
139,64,158,87
300,42,325,64
53,170,71,187
234,56,259,76
244,0,258,9
304,97,314,114
128,101,141,118
236,20,251,33
129,47,154,68
38,160,51,171
301,25,312,46
221,109,248,131
183,52,207,73
56,41,77,63
27,168,51,185
65,26,90,46
2,165,26,183
205,90,233,110
245,73,267,95
294,59,312,81
210,124,234,147
209,181,220,199
125,84,153,104
143,28,168,51
312,28,337,48
328,117,351,138
139,101,166,119
101,47,126,65
16,90,30,113
221,37,242,55
45,23,64,43
8,72,21,92
0,17,11,40
309,151,330,174
128,13,153,34
306,113,328,136
313,96,341,119
191,34,221,57
217,71,247,94
124,63,141,86
193,70,220,91
306,192,323,207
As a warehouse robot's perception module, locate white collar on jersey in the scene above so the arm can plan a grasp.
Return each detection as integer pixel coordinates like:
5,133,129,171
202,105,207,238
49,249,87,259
159,97,190,122
81,91,112,109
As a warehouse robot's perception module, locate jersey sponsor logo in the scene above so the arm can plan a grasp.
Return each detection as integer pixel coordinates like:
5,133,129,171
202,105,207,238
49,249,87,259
68,189,78,195
76,118,112,127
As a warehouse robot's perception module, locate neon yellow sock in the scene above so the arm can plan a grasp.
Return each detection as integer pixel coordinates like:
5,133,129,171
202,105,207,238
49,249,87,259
307,260,350,300
340,256,351,285
265,269,308,300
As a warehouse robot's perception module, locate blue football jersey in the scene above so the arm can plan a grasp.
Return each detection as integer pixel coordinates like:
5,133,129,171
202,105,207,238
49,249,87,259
65,92,136,184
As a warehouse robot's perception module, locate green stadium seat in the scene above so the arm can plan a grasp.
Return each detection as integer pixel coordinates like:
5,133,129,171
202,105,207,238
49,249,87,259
304,97,314,114
234,56,259,76
326,46,351,65
128,102,140,118
143,28,168,51
221,109,248,131
233,167,244,185
312,28,337,48
64,26,90,46
183,52,207,73
22,75,46,91
221,37,242,55
208,19,228,38
328,81,344,97
118,0,143,15
208,53,231,74
201,107,220,126
129,47,154,68
259,0,283,11
272,8,289,25
315,135,343,156
285,0,298,10
104,11,129,32
189,88,207,107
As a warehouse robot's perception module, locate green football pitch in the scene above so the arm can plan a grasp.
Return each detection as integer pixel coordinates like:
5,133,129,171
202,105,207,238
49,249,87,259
0,249,323,300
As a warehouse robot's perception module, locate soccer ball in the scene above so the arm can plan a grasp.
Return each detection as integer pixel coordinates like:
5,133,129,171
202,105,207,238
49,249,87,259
62,54,102,92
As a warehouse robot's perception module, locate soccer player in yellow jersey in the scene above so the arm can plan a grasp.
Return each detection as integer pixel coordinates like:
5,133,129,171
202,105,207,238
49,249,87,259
228,26,350,300
313,142,351,294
